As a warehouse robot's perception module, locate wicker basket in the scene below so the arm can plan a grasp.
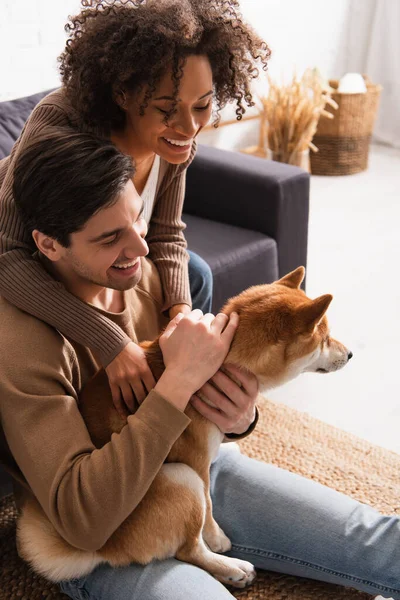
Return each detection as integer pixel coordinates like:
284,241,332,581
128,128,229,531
310,77,382,176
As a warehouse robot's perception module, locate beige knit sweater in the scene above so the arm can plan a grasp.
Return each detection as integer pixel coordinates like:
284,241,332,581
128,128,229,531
0,88,195,367
0,255,256,551
0,257,193,551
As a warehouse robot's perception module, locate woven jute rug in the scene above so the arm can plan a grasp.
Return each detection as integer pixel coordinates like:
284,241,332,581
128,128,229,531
1,396,399,600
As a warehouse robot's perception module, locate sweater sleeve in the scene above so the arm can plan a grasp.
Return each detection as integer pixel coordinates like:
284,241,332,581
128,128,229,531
0,313,190,551
0,100,130,367
146,142,197,313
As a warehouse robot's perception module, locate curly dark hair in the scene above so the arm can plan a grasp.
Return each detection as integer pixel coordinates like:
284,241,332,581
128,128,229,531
59,0,271,135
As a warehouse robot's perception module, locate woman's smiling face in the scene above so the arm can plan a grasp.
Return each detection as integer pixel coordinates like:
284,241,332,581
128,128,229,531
121,55,213,164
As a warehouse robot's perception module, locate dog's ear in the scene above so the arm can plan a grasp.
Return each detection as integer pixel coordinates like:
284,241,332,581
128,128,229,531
277,266,305,289
297,294,333,332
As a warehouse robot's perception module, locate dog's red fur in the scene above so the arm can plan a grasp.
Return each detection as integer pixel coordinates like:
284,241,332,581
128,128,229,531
17,268,350,587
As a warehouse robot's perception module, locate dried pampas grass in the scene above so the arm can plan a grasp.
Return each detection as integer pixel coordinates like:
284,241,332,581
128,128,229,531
259,69,338,166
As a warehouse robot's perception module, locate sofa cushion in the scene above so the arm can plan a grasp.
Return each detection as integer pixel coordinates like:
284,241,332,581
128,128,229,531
0,90,56,159
183,213,278,312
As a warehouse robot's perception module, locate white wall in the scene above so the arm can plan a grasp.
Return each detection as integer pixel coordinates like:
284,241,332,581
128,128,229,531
242,0,350,81
0,0,81,101
0,0,350,97
200,0,351,149
0,0,351,150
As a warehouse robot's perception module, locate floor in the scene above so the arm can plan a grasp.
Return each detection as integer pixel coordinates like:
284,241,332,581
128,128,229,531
266,143,400,456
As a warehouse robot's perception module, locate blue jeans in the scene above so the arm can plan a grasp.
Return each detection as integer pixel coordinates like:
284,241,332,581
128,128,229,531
59,445,400,600
188,250,213,314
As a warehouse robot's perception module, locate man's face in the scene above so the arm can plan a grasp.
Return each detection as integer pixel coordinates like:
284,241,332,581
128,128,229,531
58,179,148,293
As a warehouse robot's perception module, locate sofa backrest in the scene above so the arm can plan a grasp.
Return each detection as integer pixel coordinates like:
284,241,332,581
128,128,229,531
0,89,56,159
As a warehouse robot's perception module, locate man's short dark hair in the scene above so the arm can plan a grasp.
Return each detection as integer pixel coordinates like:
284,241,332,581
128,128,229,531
13,127,135,247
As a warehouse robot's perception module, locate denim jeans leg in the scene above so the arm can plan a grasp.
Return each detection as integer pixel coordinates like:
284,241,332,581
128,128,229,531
59,557,236,600
210,445,400,599
187,250,213,313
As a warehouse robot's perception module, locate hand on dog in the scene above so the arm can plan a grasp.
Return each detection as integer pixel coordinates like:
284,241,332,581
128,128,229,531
190,364,259,436
105,341,156,418
155,310,239,411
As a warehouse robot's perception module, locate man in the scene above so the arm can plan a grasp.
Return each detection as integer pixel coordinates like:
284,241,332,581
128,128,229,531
0,126,259,579
1,129,399,600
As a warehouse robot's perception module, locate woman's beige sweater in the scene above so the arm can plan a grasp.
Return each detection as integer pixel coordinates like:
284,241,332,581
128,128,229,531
0,89,195,366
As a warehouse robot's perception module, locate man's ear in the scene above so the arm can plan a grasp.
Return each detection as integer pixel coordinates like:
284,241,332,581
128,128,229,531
32,230,63,262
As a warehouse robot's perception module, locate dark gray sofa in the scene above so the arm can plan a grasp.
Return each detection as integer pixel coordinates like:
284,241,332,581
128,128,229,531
0,90,309,496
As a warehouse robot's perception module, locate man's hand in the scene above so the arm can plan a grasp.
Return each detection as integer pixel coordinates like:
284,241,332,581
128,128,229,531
190,364,259,436
105,341,156,418
155,310,239,411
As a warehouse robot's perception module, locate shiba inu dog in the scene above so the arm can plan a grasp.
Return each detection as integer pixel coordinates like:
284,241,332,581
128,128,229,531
17,267,352,587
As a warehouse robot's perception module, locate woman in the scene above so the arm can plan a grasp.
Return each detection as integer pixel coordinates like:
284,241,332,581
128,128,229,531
0,0,270,416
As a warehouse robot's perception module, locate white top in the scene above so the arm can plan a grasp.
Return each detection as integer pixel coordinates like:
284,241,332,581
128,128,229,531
141,155,161,225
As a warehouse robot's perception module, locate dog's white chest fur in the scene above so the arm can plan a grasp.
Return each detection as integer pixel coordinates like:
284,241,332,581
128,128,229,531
208,425,225,463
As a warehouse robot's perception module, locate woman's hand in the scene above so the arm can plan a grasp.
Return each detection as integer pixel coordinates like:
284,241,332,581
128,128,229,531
190,364,259,436
169,303,191,320
155,310,239,410
105,341,156,418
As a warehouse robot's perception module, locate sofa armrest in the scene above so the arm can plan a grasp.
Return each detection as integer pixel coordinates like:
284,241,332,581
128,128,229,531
185,144,310,284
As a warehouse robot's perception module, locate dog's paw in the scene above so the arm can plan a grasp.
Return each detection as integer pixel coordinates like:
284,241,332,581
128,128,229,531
215,557,256,588
204,526,232,553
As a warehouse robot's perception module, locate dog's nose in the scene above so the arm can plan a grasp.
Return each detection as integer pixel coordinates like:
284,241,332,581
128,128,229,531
347,351,353,360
